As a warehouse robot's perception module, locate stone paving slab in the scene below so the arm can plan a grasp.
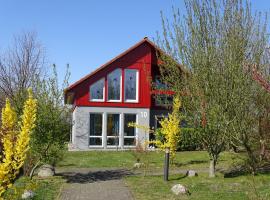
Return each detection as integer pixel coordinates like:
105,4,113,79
60,180,133,200
57,168,134,200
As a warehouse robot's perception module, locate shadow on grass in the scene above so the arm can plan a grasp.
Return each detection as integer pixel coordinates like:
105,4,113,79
169,174,187,181
57,169,134,184
223,163,270,178
174,160,208,167
57,163,77,167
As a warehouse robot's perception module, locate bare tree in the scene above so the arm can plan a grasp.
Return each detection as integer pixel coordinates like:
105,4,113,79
0,32,46,158
0,32,46,112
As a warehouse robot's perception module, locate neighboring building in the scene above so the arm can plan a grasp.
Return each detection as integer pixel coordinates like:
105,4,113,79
64,37,183,150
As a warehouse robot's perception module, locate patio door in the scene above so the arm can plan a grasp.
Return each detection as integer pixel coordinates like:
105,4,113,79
89,113,103,146
107,114,120,147
123,114,137,146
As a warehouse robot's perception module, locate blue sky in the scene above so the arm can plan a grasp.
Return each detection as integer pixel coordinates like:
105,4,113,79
0,0,269,85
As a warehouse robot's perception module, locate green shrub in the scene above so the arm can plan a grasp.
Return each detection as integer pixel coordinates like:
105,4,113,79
177,128,203,151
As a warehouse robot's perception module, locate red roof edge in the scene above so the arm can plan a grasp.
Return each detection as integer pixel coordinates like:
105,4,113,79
65,37,153,93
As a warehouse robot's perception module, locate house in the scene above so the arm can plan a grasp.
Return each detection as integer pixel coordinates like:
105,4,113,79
64,37,183,150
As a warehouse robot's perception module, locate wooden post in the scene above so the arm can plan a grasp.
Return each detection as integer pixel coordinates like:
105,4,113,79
164,147,170,181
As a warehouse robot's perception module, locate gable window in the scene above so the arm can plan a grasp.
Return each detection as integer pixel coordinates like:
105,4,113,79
90,78,105,101
107,69,121,101
124,69,138,102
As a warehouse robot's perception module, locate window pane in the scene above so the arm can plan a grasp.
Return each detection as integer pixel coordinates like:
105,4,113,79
155,116,163,129
90,114,102,136
89,138,102,146
90,79,104,100
155,95,173,106
107,114,120,145
124,138,135,146
108,69,121,100
124,114,136,136
155,76,167,89
107,138,119,146
125,69,137,100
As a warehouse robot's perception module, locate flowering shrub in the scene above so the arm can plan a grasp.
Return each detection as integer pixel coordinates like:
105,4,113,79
0,89,37,198
128,95,182,163
154,95,181,162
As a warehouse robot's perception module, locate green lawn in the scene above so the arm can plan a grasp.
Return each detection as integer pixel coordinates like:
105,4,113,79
125,173,270,200
4,176,64,200
57,150,270,200
4,150,264,200
57,150,240,172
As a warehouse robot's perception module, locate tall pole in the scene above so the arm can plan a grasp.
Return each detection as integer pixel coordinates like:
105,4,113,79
164,147,170,181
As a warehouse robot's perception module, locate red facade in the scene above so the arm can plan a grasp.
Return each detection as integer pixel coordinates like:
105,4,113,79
64,38,166,109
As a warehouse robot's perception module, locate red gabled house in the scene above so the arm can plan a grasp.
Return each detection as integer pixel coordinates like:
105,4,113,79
64,37,183,150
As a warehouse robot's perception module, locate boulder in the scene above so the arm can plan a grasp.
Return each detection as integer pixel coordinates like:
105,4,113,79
133,162,145,169
21,190,35,199
186,170,198,177
38,164,55,177
171,184,189,195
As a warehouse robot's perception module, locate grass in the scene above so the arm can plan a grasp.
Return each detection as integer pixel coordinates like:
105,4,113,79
125,173,270,200
57,151,135,168
57,150,269,200
3,150,257,199
4,176,64,200
57,150,240,172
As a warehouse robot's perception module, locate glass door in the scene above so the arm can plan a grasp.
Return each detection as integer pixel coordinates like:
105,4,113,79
124,114,137,146
107,114,120,147
89,113,103,146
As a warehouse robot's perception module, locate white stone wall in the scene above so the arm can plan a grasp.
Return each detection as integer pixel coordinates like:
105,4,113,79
71,106,150,150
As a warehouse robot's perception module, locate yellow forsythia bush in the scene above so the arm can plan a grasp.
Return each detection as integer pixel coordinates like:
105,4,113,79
0,89,37,198
154,95,181,161
128,95,182,162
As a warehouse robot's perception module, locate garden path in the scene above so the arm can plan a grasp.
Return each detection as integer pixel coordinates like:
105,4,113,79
57,168,134,200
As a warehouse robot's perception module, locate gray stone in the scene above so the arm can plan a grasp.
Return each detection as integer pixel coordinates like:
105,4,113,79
186,170,198,177
21,190,35,199
133,162,145,169
171,184,189,195
38,164,55,177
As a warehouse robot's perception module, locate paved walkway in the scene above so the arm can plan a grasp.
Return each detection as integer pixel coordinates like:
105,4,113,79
56,167,212,200
57,168,134,200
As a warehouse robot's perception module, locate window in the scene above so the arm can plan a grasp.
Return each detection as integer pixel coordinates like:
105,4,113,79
90,79,105,101
124,114,136,146
107,69,121,101
154,76,167,90
155,94,173,107
107,114,120,146
89,113,103,146
124,69,138,102
155,116,164,129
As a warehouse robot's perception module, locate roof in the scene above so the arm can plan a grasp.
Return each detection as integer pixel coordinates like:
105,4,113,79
64,37,187,103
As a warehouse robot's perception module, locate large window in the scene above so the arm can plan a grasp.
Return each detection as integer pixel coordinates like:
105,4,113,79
107,114,120,146
124,114,136,146
124,69,138,102
90,79,105,101
107,69,121,101
89,113,103,146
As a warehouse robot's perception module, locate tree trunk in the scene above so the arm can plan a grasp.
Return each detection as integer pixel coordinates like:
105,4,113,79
209,159,216,178
259,139,266,162
30,160,41,179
